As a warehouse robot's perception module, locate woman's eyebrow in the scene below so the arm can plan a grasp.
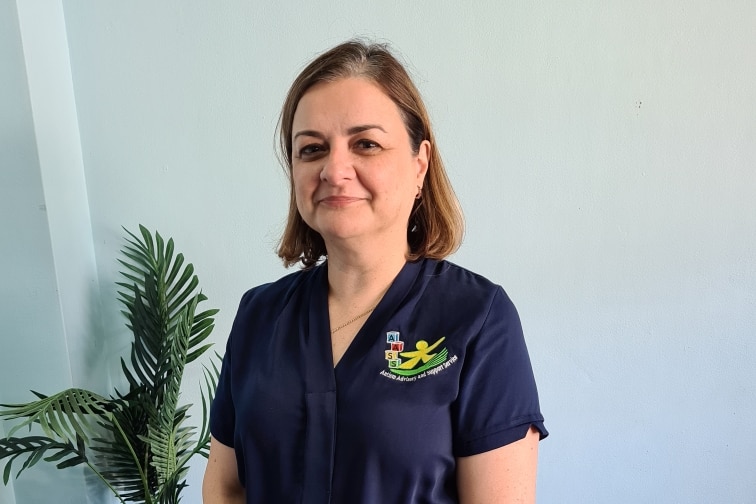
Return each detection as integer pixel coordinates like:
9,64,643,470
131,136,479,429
346,124,386,135
293,130,325,141
293,124,387,141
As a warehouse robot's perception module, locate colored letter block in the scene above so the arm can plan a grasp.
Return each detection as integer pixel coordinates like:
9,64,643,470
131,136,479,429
390,342,404,352
386,331,400,343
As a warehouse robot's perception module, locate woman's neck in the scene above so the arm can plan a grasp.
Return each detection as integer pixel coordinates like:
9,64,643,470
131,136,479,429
325,242,408,308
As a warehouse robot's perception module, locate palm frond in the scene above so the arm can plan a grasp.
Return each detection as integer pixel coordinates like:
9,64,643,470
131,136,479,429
0,389,111,445
147,302,192,487
0,435,86,484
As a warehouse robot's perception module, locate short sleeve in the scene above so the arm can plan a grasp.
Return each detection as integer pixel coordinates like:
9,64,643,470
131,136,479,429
452,287,547,457
209,333,236,447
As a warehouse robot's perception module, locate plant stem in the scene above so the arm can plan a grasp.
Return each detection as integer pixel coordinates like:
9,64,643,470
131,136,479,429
112,414,153,504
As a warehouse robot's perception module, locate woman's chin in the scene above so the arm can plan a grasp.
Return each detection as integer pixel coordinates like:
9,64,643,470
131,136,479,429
319,228,365,243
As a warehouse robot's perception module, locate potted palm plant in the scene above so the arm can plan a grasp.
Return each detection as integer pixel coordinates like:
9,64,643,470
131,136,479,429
0,225,219,504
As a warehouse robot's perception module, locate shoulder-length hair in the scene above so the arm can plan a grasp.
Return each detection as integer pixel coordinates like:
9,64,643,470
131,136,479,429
276,40,464,268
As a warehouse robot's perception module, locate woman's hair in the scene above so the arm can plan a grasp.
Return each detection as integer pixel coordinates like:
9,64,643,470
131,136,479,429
276,39,464,268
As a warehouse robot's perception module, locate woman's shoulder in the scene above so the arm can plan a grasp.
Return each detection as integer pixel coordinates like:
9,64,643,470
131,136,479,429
420,258,517,317
424,259,503,294
236,265,321,313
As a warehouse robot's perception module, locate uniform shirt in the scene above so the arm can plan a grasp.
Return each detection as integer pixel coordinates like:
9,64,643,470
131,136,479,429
210,258,547,504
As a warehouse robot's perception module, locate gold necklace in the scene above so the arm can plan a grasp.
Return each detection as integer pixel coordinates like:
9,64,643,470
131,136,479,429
330,305,377,334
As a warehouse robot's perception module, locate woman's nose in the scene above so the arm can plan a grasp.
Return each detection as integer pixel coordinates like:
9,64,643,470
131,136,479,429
320,145,354,183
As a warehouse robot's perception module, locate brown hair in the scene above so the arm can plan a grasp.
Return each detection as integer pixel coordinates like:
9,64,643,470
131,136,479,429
276,40,464,268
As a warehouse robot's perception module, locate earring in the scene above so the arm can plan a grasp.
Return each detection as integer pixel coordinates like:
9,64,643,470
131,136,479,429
415,185,422,200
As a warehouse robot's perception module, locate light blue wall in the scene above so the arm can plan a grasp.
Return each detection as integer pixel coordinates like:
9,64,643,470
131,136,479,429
0,1,94,503
2,1,755,503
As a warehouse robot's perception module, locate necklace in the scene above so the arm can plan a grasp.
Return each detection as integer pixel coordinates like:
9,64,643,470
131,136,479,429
331,305,377,334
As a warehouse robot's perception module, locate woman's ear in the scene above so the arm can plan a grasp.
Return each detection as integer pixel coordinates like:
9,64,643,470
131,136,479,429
415,140,430,184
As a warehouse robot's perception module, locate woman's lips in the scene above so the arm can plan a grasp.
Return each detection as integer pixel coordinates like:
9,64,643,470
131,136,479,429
318,196,363,207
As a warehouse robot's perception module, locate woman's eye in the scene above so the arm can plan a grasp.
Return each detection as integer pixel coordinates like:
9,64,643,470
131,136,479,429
355,139,380,151
298,144,325,159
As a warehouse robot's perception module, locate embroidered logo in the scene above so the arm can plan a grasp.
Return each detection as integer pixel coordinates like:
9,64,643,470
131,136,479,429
381,331,457,381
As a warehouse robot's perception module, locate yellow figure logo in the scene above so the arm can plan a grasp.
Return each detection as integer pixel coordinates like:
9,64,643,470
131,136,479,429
398,337,446,369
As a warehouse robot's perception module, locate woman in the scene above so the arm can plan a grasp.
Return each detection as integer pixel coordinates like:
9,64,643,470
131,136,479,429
203,40,547,504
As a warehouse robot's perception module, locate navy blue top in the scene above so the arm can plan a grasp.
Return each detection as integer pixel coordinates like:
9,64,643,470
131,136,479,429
210,258,547,504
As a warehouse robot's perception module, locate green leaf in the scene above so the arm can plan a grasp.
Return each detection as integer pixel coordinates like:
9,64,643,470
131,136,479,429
138,224,155,256
164,251,183,287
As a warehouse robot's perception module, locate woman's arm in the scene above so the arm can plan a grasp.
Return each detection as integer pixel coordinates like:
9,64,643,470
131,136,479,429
456,425,540,504
202,435,246,504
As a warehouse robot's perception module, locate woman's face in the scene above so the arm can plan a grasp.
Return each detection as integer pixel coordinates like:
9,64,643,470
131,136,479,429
291,77,429,249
